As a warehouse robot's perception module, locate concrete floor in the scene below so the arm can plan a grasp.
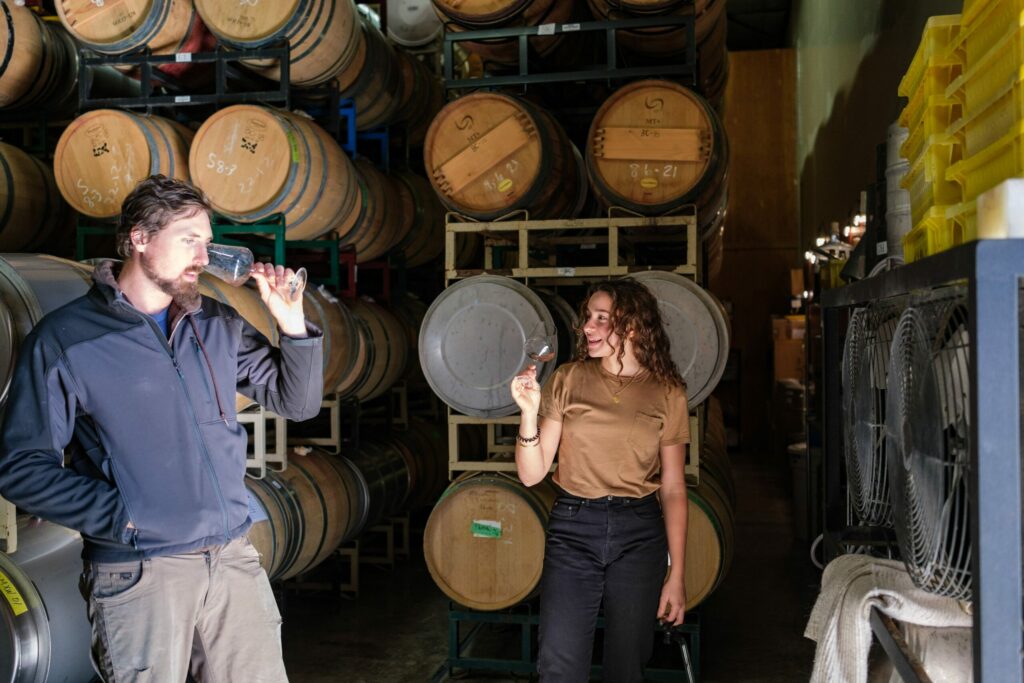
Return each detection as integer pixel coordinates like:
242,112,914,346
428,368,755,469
280,448,820,682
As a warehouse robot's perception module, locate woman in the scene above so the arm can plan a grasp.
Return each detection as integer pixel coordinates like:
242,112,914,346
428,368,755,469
511,278,689,682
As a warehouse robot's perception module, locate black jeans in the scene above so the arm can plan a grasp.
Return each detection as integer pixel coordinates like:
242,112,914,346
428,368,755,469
538,492,668,682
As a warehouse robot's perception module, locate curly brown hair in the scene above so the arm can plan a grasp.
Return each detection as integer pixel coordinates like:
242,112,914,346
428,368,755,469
573,278,685,388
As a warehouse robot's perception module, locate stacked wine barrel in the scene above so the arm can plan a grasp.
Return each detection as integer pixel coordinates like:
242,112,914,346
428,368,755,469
246,422,448,581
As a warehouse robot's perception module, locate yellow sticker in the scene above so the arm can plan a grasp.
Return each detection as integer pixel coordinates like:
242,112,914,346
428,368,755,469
640,177,659,189
498,178,514,193
0,571,27,616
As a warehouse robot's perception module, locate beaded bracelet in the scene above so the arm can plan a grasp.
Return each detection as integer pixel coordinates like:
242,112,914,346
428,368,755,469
517,427,541,446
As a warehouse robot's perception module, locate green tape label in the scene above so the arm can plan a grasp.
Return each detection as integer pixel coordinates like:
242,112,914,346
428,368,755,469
286,130,300,163
0,571,27,616
471,519,502,539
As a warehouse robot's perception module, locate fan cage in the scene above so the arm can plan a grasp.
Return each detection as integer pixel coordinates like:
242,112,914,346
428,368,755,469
886,289,972,600
842,305,899,528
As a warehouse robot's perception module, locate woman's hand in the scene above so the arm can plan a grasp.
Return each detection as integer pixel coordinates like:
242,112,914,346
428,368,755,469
511,364,541,415
657,577,686,627
250,263,307,338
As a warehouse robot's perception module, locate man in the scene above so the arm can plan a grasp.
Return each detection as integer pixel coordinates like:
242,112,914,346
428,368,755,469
0,175,323,681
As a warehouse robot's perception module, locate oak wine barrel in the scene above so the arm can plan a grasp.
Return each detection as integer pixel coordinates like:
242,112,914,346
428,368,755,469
0,143,72,253
301,285,360,395
189,105,361,241
425,92,586,221
627,270,729,406
419,274,558,417
55,0,196,56
344,440,411,529
340,158,403,263
394,50,445,146
245,470,304,580
393,170,445,268
347,297,408,402
684,453,734,608
194,0,364,88
587,80,728,238
387,0,443,46
54,110,193,219
0,255,92,412
0,6,140,116
337,17,404,132
424,473,557,610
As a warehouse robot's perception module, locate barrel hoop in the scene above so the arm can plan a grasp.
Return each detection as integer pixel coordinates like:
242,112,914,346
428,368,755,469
293,459,330,568
288,0,330,64
338,175,372,249
172,6,198,52
0,149,15,236
281,121,328,232
689,488,725,543
304,292,331,361
0,4,15,78
144,116,174,177
28,156,58,250
247,481,281,575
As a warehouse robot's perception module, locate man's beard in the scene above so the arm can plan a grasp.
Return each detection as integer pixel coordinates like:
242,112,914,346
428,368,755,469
140,252,202,310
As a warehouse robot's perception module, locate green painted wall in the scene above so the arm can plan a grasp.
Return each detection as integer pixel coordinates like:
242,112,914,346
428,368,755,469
792,0,963,243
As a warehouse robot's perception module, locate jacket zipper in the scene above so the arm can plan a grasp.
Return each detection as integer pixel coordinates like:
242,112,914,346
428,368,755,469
119,301,232,539
192,336,217,405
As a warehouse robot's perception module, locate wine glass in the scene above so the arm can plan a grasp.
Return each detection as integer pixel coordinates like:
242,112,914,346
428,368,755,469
524,321,557,364
205,243,254,287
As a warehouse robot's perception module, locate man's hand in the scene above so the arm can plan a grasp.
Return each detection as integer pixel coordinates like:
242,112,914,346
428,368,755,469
249,263,307,338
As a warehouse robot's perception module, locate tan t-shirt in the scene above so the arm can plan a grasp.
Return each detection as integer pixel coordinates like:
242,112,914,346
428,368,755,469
539,360,689,498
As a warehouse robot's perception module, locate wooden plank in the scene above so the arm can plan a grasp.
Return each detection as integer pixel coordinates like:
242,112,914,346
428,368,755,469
593,127,707,163
437,117,534,196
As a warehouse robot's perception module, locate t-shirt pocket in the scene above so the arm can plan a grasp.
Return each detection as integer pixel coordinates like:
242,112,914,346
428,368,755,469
626,412,662,457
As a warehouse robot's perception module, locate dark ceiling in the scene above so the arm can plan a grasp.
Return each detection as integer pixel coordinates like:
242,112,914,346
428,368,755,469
726,0,793,51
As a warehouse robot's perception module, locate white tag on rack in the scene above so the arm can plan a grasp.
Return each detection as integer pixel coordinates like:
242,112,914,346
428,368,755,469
876,241,888,256
537,23,555,35
175,53,192,63
556,267,576,276
174,95,191,104
562,23,581,31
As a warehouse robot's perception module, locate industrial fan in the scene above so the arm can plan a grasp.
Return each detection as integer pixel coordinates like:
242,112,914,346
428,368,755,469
842,305,900,527
885,291,972,599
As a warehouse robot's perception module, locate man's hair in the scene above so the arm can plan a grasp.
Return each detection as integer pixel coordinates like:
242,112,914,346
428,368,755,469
116,175,212,258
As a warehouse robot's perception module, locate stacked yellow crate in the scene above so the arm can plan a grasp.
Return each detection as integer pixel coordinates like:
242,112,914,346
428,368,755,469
945,0,1024,245
897,15,964,263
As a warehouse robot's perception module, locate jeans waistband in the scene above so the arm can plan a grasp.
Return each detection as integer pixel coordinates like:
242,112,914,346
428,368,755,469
555,491,659,506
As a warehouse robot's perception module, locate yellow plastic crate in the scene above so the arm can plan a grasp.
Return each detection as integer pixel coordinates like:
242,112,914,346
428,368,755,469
946,18,1024,118
898,64,962,132
946,120,1024,201
900,95,962,162
902,205,961,263
901,136,963,225
899,15,962,100
949,65,1024,157
948,199,979,242
956,0,1024,68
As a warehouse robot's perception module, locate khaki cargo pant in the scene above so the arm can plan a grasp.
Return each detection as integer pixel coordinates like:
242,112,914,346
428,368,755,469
79,535,287,683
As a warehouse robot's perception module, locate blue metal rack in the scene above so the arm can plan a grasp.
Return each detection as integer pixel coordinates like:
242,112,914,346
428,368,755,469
820,240,1024,682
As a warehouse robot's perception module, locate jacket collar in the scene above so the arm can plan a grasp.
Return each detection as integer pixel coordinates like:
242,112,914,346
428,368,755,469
91,259,202,332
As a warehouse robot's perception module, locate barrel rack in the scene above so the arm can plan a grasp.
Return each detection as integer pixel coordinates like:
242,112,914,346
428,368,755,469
77,43,291,112
430,602,701,682
442,15,697,91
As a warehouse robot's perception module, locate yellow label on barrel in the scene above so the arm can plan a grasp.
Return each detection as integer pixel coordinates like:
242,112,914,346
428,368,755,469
0,571,27,616
640,177,659,189
498,178,514,192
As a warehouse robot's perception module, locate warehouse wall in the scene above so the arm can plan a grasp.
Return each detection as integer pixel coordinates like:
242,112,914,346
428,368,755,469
711,49,799,448
792,0,963,243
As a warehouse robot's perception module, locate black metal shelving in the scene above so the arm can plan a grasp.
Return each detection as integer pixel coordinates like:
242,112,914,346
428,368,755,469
820,239,1024,682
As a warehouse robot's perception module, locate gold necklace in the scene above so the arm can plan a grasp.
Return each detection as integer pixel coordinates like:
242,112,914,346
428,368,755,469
601,368,642,404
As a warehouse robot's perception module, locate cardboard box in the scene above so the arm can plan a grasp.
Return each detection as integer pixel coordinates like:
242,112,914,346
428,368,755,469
774,338,805,382
772,315,807,341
